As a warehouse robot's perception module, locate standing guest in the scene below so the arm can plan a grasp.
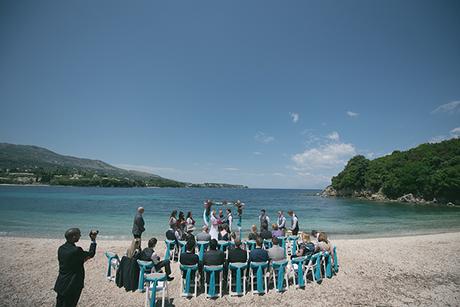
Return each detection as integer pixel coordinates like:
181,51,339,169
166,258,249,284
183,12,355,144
184,224,196,245
295,233,316,258
186,211,195,226
288,210,299,236
248,225,259,240
177,211,186,233
277,211,286,231
169,210,178,229
180,241,200,279
259,209,270,230
249,237,269,263
226,208,233,231
317,232,331,253
234,200,244,239
203,200,213,227
54,228,97,307
132,207,145,239
267,237,285,261
126,238,142,258
260,225,272,240
140,238,174,281
196,225,211,242
271,224,284,238
209,210,219,240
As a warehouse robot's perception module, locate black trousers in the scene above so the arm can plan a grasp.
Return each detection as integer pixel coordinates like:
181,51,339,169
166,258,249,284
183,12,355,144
56,289,82,307
155,260,172,276
133,234,141,239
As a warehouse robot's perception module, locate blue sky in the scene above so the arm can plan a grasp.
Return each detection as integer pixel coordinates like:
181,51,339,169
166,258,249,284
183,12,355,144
1,0,459,188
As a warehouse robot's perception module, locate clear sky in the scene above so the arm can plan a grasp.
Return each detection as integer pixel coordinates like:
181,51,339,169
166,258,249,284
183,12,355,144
1,0,459,188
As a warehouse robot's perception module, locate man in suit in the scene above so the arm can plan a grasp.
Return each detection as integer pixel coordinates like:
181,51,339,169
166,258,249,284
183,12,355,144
54,228,97,307
203,239,225,284
180,240,200,279
249,237,269,263
139,238,174,281
226,238,247,281
132,207,145,239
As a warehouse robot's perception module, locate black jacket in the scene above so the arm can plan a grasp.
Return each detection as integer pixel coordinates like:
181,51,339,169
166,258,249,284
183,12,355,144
132,213,145,236
115,256,140,291
203,249,225,266
54,241,96,296
227,247,247,264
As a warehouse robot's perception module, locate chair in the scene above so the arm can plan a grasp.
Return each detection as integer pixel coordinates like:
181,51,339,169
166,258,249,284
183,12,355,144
304,252,322,284
204,265,224,298
137,260,154,292
180,264,200,297
322,251,333,278
104,252,119,281
244,240,256,257
164,239,176,261
178,240,187,262
196,241,209,262
290,256,307,288
144,273,169,307
217,240,231,258
250,261,269,294
228,262,248,296
263,239,273,249
332,246,339,273
277,236,287,256
271,259,289,292
287,236,299,256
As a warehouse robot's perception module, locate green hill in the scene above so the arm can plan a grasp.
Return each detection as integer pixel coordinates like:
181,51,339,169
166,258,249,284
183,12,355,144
0,143,185,187
325,138,460,204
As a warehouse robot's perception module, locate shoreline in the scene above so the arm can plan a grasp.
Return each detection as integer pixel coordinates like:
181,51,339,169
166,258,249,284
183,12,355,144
2,232,459,306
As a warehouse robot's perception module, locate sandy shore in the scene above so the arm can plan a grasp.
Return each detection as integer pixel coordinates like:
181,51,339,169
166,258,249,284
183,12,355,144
1,232,459,307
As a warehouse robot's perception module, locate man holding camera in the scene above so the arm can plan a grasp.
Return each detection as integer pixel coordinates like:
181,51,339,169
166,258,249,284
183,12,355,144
54,228,98,307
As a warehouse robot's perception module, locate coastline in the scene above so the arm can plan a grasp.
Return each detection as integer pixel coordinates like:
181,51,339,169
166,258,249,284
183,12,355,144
2,232,459,306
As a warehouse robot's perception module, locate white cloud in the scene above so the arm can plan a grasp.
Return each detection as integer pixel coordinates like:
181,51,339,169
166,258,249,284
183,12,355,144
254,132,275,144
252,151,262,155
272,172,286,177
289,112,299,123
223,167,239,171
291,143,357,170
450,127,460,137
346,111,359,117
431,101,460,114
327,131,340,141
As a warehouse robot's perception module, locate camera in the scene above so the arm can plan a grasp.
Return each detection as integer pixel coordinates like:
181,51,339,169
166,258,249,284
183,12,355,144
90,230,99,236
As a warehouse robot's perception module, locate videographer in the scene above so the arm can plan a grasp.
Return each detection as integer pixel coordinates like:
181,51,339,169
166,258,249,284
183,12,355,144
54,228,98,307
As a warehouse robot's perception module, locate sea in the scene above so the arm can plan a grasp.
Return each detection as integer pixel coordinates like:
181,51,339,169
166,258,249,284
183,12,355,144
1,185,459,240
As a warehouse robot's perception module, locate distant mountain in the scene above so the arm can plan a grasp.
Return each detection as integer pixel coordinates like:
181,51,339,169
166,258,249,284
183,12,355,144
0,143,247,188
322,138,460,205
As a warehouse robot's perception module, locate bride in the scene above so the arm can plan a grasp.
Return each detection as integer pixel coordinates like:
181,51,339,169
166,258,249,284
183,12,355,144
209,209,219,240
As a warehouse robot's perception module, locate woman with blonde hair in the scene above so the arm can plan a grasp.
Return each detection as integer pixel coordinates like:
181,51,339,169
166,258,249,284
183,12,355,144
126,238,142,258
317,232,331,253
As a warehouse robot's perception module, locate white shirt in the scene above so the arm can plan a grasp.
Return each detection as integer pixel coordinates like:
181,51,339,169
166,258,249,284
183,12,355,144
291,215,298,230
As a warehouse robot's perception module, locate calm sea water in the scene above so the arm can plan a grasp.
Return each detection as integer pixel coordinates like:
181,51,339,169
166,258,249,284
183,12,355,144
1,186,459,240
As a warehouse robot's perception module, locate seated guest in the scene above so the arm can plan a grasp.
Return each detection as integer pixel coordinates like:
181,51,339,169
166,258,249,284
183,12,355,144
180,240,200,279
184,224,196,245
218,224,229,241
248,225,259,241
203,239,225,283
295,233,316,258
249,237,269,263
140,238,174,281
196,225,212,242
259,225,272,240
126,238,142,259
226,238,247,280
267,237,285,261
271,223,284,238
165,226,176,241
317,232,331,253
311,230,319,243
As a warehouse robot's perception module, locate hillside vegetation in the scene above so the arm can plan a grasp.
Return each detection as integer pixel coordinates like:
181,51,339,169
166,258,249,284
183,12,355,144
330,138,460,204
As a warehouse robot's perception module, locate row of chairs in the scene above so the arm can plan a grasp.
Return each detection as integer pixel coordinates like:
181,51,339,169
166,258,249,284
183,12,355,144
104,245,339,307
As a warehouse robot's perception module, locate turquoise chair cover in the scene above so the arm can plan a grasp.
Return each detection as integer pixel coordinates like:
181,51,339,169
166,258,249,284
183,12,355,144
271,259,288,291
178,240,187,254
137,260,154,292
180,264,199,295
291,256,307,287
164,239,175,261
145,273,167,307
277,236,287,256
250,261,269,293
288,236,299,256
104,252,119,278
204,265,224,297
263,239,273,249
218,240,230,252
333,246,339,273
323,251,333,278
310,252,322,283
245,240,256,251
196,241,209,262
229,262,248,295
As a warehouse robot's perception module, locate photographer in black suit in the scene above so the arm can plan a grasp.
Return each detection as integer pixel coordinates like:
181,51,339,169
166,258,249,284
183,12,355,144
54,228,97,307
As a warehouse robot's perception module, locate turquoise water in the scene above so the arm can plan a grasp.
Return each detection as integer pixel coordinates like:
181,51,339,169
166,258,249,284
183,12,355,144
1,186,459,240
